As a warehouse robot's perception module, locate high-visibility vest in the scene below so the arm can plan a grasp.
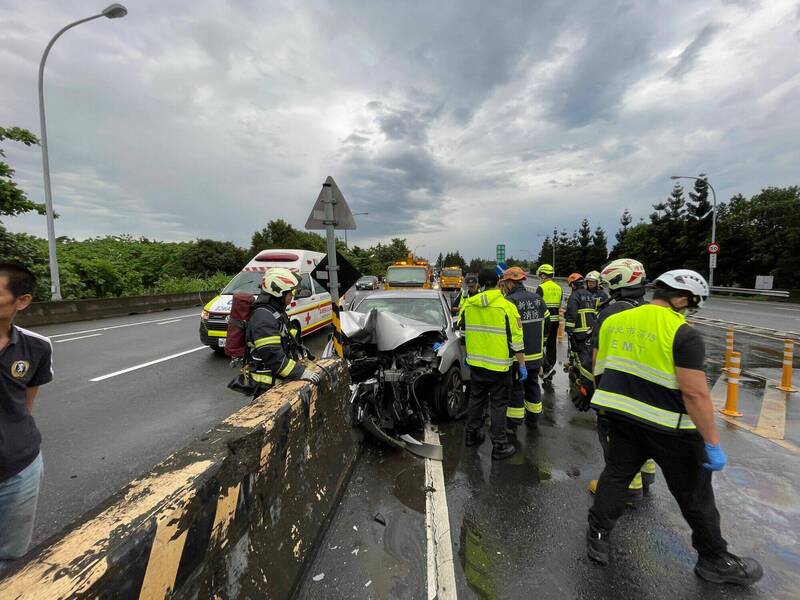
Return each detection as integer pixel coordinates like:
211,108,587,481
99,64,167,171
538,279,562,322
505,284,549,364
591,304,697,432
461,289,524,372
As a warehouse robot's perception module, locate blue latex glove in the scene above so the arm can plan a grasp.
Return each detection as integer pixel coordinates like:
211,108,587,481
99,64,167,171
463,357,470,367
432,342,444,352
518,365,528,382
703,442,727,471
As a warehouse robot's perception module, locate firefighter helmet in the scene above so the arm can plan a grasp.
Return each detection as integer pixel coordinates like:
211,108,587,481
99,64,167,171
537,263,554,276
567,273,584,286
501,266,527,281
654,269,709,308
261,268,299,297
600,259,646,290
585,270,601,282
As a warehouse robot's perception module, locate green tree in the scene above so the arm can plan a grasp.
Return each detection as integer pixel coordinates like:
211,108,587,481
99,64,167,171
537,236,554,267
250,219,327,255
589,226,608,269
577,218,592,273
683,175,713,274
442,251,466,269
176,239,249,277
435,252,444,271
609,209,632,259
1,126,45,222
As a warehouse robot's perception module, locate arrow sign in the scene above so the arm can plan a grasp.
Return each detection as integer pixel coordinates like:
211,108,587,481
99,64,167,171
305,176,357,230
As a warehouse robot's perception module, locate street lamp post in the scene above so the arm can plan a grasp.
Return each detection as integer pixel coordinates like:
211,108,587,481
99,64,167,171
412,244,426,257
38,4,128,300
344,211,368,250
535,228,558,274
670,175,718,287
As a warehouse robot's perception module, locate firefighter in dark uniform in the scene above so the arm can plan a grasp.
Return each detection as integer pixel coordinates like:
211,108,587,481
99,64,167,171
586,269,763,586
585,270,608,310
246,268,319,396
499,267,549,429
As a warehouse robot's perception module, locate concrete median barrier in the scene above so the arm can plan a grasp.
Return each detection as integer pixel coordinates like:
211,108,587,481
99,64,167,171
0,360,359,599
16,291,218,327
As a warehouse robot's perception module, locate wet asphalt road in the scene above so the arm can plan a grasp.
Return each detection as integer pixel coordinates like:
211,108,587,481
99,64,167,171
299,323,800,599
25,307,331,546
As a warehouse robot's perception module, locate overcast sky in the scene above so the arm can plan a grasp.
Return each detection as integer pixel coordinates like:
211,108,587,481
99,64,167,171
2,0,798,261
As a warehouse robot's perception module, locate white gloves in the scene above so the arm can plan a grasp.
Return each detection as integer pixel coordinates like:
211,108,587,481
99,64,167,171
300,369,321,384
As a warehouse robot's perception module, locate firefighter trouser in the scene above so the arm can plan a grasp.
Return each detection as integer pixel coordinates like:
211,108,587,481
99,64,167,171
543,320,559,374
589,417,728,560
466,366,512,445
507,365,542,425
597,414,656,490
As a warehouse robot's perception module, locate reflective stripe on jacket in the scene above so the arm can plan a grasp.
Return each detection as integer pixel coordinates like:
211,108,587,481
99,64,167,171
565,288,597,335
504,283,549,365
591,304,696,432
536,279,562,322
459,289,524,372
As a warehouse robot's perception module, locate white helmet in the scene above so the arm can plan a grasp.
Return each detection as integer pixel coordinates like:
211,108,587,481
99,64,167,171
600,259,646,290
585,270,601,282
654,269,709,308
261,267,299,298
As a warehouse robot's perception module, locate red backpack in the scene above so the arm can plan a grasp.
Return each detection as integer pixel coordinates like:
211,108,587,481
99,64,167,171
225,293,255,358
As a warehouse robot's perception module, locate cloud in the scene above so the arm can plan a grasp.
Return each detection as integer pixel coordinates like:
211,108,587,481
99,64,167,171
1,0,798,264
667,24,723,79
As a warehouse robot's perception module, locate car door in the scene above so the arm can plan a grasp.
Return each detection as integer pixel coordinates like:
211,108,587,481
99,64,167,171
310,274,332,331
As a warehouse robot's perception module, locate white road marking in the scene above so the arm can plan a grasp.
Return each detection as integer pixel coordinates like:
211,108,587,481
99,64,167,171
424,423,457,600
54,333,103,343
47,314,194,339
89,346,207,382
157,319,183,325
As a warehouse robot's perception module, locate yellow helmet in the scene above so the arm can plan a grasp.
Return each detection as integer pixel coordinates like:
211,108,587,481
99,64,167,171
261,267,299,297
536,263,554,276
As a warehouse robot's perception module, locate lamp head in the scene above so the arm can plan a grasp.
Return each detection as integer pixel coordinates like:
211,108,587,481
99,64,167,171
102,3,128,18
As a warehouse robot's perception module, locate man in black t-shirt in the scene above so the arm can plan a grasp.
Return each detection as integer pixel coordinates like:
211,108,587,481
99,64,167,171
0,264,53,570
586,269,763,586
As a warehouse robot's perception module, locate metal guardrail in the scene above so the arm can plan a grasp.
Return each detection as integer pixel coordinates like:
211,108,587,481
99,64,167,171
709,286,789,298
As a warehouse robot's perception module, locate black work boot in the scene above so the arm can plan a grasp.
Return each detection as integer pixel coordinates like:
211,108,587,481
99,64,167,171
586,526,610,565
465,429,485,447
491,441,516,460
695,552,764,585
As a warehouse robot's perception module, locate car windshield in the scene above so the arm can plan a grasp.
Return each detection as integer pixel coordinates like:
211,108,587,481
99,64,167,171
222,271,262,295
355,297,445,327
386,267,427,284
442,269,461,277
358,277,376,283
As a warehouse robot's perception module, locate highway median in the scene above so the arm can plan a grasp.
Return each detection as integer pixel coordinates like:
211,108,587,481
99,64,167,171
0,359,359,599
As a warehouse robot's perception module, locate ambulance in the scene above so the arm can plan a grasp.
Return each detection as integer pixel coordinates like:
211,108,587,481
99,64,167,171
199,249,332,352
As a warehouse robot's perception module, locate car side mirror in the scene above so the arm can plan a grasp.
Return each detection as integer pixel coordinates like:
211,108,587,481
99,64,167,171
296,288,312,299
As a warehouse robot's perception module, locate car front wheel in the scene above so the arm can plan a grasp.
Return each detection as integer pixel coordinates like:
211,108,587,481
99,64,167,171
434,365,466,420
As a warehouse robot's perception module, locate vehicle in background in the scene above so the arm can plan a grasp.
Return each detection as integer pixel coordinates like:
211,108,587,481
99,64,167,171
199,249,332,353
384,254,433,290
439,266,463,291
355,275,380,290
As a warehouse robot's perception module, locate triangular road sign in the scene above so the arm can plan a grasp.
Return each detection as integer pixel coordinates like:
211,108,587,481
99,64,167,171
305,176,357,230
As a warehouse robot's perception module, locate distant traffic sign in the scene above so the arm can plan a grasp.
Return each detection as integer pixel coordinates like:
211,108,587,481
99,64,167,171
707,242,720,254
709,254,718,269
496,244,506,262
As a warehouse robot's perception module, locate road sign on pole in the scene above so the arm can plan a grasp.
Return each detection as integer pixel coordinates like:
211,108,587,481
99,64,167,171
496,244,505,262
707,242,720,254
306,176,355,358
709,253,717,269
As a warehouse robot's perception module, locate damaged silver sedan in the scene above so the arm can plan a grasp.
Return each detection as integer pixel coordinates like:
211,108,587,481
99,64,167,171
323,290,469,459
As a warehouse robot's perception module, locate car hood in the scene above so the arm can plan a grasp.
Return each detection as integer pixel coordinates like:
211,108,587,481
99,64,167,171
340,309,443,351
